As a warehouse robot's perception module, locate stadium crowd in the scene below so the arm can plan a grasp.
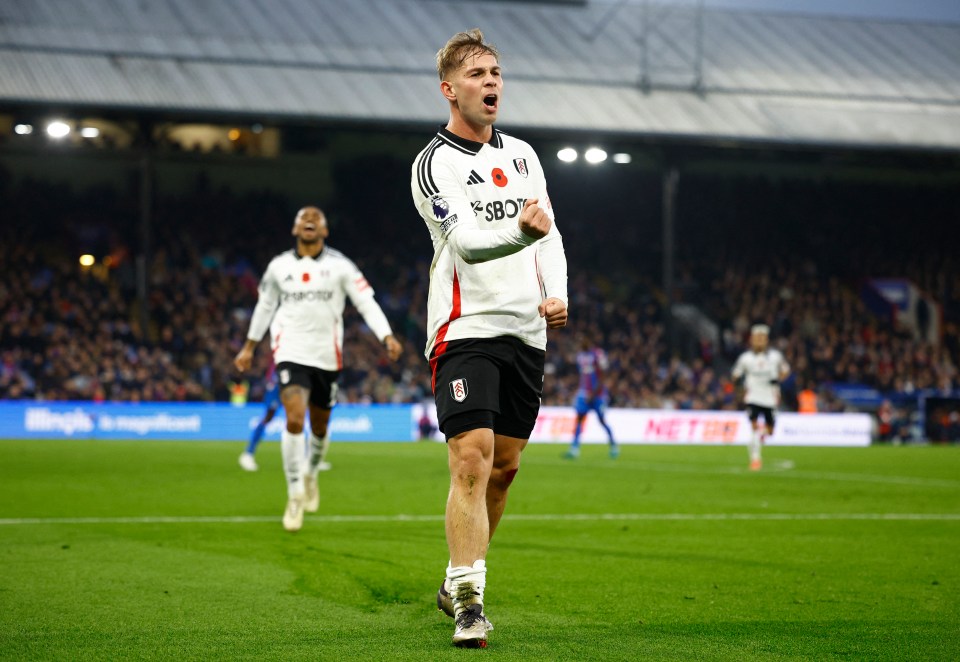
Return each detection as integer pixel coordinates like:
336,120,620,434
1,167,958,440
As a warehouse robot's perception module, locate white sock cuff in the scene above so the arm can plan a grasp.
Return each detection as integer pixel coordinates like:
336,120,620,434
447,559,485,574
447,560,486,585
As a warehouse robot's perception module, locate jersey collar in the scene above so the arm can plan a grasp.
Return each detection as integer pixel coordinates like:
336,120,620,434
294,245,325,260
437,127,503,155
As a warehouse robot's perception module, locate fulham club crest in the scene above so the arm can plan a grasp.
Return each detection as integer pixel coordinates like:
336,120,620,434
449,378,468,403
513,158,528,178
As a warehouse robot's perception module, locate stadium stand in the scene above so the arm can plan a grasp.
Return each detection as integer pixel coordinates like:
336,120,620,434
2,1,959,441
2,167,957,432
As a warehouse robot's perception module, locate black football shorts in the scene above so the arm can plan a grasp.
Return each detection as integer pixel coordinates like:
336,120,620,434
746,404,775,428
431,337,545,440
275,362,341,409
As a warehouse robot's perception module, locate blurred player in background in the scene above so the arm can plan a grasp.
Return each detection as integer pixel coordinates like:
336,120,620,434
565,334,617,459
234,206,402,531
418,405,439,441
238,360,333,473
731,324,791,470
411,29,568,648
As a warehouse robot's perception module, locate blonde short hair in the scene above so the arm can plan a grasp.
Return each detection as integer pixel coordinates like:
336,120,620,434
436,29,499,81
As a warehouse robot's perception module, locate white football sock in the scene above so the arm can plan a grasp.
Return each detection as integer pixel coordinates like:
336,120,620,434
447,559,486,612
308,430,330,474
281,429,306,498
749,428,762,463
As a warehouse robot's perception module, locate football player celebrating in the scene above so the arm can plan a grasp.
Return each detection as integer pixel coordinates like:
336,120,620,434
411,29,568,648
234,207,402,530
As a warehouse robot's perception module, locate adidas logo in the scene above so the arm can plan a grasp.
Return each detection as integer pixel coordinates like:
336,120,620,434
466,170,485,185
284,274,294,282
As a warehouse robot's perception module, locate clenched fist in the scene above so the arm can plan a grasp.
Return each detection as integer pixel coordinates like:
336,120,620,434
538,297,568,329
519,198,552,240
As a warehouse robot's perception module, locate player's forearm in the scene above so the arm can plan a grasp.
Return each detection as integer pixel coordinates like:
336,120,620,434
538,229,568,305
246,300,277,342
354,297,394,342
447,224,537,264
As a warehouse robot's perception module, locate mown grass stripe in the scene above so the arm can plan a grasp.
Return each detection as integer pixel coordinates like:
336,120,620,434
2,512,959,525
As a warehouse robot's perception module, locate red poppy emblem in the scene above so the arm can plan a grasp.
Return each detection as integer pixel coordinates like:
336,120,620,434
491,168,508,188
302,273,310,282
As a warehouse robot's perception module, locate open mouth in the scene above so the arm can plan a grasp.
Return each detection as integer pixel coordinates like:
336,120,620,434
483,94,498,110
304,223,317,231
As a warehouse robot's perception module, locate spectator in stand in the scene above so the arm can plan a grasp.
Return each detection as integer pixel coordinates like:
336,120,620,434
797,380,818,414
877,399,894,442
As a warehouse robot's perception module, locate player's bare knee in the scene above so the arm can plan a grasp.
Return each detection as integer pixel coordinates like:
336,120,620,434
498,467,519,488
487,464,519,492
454,452,490,482
452,468,490,498
286,420,304,434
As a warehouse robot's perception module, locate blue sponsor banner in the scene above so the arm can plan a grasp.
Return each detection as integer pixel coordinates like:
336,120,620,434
0,401,414,442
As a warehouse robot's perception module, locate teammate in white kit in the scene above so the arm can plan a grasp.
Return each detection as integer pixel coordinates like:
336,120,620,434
234,206,402,531
411,29,568,648
731,324,791,471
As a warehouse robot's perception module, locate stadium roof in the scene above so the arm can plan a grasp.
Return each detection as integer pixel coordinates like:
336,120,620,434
1,0,959,150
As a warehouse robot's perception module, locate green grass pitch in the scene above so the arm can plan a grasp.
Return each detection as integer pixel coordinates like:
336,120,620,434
1,439,958,661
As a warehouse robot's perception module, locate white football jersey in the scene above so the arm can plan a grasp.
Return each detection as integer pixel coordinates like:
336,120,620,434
246,247,393,371
411,128,568,358
732,348,790,408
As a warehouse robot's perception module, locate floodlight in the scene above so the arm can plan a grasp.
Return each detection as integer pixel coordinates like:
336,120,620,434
46,121,71,139
584,147,608,164
557,148,578,162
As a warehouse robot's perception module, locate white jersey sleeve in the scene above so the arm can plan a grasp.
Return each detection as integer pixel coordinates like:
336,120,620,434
731,353,746,381
411,128,569,357
529,151,567,306
247,258,281,343
245,247,393,371
415,156,536,264
343,263,393,342
777,350,791,380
